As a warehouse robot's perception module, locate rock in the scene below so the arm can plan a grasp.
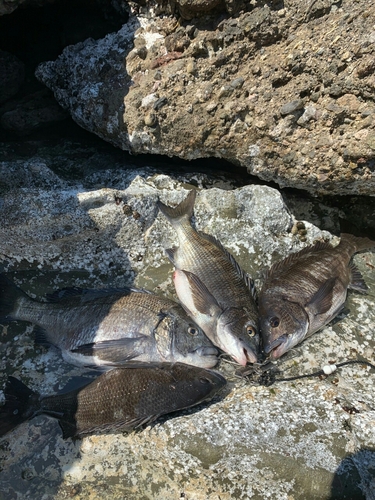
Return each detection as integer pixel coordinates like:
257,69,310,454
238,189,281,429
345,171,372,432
0,50,25,105
0,89,68,135
280,99,305,116
35,0,375,195
0,161,374,499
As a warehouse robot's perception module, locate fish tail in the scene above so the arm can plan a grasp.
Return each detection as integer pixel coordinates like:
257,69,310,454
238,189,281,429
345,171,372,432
339,234,375,253
157,190,196,226
0,273,29,321
0,376,40,437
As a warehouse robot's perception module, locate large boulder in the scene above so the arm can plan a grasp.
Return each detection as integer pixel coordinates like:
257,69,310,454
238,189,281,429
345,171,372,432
36,0,375,195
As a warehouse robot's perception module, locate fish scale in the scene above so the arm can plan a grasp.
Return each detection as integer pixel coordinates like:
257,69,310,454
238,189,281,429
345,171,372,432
0,364,227,439
158,190,260,366
259,234,375,359
0,275,219,369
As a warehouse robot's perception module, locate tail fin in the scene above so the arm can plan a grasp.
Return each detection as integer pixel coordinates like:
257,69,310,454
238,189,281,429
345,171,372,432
339,234,375,253
0,273,29,321
157,190,196,226
0,376,40,437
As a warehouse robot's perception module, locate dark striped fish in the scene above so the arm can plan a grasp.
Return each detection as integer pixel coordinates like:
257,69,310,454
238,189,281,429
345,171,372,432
158,190,259,366
0,363,227,439
259,233,375,359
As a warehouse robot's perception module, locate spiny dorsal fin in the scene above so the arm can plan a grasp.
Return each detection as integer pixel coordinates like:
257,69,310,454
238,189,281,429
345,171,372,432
46,287,137,304
198,231,256,297
266,240,334,279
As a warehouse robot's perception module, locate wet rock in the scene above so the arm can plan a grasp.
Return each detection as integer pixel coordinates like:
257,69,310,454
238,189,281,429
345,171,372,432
176,0,225,19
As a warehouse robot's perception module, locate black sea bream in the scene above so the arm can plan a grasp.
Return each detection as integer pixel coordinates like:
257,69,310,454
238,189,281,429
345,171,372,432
0,275,218,368
259,234,375,359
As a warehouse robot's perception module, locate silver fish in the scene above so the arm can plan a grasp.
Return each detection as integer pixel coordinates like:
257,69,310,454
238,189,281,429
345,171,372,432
0,275,219,368
0,363,227,439
158,190,259,366
259,233,375,359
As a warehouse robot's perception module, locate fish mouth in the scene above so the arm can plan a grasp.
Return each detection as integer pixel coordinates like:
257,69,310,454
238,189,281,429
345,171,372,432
264,336,285,354
194,346,219,358
264,336,288,360
231,346,258,366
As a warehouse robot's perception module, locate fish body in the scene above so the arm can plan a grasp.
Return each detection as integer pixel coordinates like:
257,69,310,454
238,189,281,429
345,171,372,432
259,234,375,359
158,190,259,366
0,275,218,368
0,363,227,438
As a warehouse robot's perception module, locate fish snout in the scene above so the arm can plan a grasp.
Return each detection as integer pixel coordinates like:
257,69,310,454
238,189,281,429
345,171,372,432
264,336,285,354
194,346,219,357
230,343,258,366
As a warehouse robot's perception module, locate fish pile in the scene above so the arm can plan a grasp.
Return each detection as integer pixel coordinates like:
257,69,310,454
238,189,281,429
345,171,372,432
0,188,374,440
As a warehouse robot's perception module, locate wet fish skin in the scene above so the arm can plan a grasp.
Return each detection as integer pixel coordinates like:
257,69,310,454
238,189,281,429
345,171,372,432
0,275,218,369
158,190,260,366
0,363,227,439
259,234,375,360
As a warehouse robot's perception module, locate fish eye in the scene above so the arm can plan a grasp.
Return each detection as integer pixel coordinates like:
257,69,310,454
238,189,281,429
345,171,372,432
188,326,198,336
245,325,256,337
270,317,280,328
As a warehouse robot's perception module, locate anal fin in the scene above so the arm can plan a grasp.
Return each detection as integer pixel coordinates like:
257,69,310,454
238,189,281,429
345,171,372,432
348,263,368,293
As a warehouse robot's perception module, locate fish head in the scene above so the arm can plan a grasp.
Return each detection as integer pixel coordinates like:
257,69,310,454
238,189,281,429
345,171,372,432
216,307,260,366
156,308,219,369
171,364,227,406
259,298,309,360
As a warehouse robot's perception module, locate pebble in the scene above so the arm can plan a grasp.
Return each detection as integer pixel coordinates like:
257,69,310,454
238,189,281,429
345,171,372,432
280,99,304,116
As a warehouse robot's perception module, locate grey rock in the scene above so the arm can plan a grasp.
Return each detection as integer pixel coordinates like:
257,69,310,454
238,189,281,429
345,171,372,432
0,163,374,500
0,50,25,105
280,99,305,116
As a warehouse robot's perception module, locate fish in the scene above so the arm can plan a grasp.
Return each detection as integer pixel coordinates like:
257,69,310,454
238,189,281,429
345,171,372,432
259,233,375,359
0,363,227,439
0,275,219,369
157,190,259,366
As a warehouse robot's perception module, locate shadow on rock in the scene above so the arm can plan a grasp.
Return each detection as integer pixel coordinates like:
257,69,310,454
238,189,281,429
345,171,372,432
330,447,375,500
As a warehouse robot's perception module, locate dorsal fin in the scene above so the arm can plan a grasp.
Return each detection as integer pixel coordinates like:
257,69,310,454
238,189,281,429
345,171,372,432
266,240,334,279
46,287,139,304
198,231,257,297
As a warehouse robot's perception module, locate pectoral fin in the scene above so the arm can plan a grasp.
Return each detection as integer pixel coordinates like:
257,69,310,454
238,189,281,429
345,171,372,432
306,277,337,316
173,269,221,317
71,336,150,362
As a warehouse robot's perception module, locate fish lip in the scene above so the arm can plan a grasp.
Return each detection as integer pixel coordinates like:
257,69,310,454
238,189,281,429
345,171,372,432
193,346,219,357
231,346,258,366
264,336,287,355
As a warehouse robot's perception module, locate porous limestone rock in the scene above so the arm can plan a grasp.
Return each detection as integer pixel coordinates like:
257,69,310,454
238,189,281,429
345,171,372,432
35,0,375,195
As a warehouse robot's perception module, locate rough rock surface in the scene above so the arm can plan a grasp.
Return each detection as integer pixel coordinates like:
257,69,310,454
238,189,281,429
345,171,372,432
36,0,375,195
0,0,54,16
0,158,374,499
0,50,25,105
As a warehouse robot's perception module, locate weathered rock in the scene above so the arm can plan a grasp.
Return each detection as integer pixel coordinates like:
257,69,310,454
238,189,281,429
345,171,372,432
0,50,25,104
0,160,374,499
0,89,69,135
35,0,375,195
